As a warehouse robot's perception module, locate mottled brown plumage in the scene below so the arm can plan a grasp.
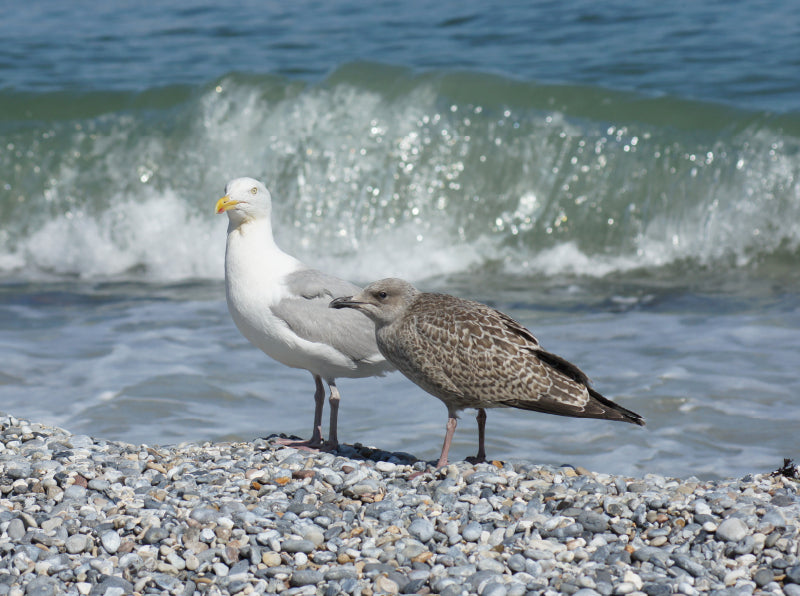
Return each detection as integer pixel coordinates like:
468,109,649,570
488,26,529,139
331,278,644,467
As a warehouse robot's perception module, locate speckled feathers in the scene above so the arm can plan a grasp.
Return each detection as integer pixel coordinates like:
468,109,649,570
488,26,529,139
332,278,644,426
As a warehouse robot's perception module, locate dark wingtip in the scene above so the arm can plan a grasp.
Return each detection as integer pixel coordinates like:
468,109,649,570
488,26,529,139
588,387,646,426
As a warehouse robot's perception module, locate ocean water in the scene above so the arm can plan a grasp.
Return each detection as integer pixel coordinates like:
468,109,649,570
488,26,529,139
1,1,799,479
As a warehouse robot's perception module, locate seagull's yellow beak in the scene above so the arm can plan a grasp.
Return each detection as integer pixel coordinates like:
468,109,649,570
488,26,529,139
215,195,239,214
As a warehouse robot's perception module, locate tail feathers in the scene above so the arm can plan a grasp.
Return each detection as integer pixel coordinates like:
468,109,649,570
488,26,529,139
589,388,646,426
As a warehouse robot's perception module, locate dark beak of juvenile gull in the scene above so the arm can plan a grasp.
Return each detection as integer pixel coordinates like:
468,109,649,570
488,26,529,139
330,296,363,309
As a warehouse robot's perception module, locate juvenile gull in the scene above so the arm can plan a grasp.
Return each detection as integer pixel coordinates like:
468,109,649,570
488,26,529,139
331,278,645,467
216,177,393,448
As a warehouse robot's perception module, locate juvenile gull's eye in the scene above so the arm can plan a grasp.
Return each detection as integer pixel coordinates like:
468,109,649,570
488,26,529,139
378,291,388,299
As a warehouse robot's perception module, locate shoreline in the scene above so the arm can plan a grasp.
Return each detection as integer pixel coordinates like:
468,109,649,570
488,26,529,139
0,412,798,596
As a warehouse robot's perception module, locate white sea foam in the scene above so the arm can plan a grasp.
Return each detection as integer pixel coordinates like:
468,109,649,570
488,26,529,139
8,190,224,280
1,79,798,283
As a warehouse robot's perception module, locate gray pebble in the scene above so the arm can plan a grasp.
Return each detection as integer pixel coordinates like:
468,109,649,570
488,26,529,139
715,517,748,542
7,518,26,541
280,539,316,553
441,585,465,596
481,582,507,596
65,534,89,554
507,553,527,572
325,567,358,581
470,501,494,520
642,583,671,596
0,412,799,596
189,506,219,523
89,576,135,596
62,484,87,501
462,520,483,541
786,566,800,584
24,577,58,596
477,558,505,573
100,530,121,554
290,569,323,586
409,518,435,542
631,546,669,567
753,568,773,587
578,510,609,532
143,526,169,544
672,554,706,577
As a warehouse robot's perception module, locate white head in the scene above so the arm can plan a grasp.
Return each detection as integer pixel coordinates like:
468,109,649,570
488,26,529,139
215,177,272,228
330,278,420,327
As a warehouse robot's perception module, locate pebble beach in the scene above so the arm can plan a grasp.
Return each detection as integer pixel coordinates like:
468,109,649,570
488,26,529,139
1,412,799,596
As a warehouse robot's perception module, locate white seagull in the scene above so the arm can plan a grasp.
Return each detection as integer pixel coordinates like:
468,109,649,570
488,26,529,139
215,177,393,448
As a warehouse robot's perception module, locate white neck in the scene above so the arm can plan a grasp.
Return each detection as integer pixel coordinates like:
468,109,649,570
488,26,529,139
225,216,304,287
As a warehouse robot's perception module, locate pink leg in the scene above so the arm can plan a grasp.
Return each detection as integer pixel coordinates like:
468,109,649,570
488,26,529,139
325,382,340,450
436,415,458,468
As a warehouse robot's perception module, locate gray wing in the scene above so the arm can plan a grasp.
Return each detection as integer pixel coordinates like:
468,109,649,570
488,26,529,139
272,269,382,362
284,268,362,301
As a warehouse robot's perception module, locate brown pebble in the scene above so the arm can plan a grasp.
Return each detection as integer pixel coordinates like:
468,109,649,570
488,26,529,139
292,470,315,480
225,545,240,563
411,551,434,564
374,575,399,594
215,527,232,542
117,540,135,555
146,461,167,474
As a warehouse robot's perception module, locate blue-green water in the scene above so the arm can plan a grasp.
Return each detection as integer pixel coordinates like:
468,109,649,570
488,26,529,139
1,1,798,478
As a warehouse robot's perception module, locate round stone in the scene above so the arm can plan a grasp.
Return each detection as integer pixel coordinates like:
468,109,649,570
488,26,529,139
482,582,508,596
785,566,800,584
281,539,315,553
715,518,748,542
7,518,25,541
291,569,323,586
785,585,800,596
408,518,435,543
753,568,773,587
65,534,89,554
374,575,399,594
262,552,282,567
477,557,506,573
101,531,121,554
462,521,483,542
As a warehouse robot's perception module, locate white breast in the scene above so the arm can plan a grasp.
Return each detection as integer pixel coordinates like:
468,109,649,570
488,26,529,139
223,221,368,377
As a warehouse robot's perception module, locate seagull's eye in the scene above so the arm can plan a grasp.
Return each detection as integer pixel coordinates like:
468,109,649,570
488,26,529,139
378,291,388,299
250,187,258,195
